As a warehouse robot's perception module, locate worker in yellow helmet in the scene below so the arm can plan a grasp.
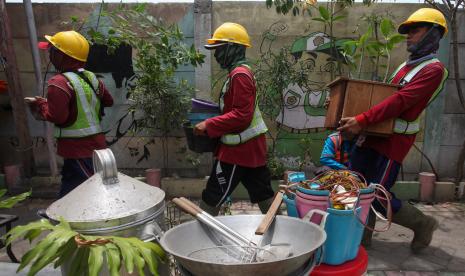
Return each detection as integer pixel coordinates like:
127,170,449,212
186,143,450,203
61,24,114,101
25,31,114,197
193,23,275,216
338,8,448,253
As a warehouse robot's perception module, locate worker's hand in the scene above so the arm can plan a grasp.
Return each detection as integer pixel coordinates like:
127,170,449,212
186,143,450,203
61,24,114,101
337,117,362,135
24,97,37,104
24,97,46,121
194,121,207,136
24,96,45,105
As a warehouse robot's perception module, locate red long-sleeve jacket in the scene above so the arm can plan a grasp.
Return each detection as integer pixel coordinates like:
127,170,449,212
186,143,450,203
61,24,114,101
205,67,267,168
355,61,446,163
33,59,113,159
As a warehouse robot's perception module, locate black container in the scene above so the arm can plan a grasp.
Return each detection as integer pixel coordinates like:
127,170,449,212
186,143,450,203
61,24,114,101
183,122,218,153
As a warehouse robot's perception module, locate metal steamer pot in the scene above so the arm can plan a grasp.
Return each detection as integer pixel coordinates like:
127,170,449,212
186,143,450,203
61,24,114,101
160,214,327,276
43,149,167,275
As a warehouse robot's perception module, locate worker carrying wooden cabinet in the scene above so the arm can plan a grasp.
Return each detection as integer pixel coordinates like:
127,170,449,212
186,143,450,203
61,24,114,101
337,8,449,254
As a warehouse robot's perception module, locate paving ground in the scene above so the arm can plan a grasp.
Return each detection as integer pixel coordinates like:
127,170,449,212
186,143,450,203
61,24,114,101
0,198,464,275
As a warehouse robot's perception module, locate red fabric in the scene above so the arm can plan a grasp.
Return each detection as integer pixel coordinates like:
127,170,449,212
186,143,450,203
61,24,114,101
0,80,7,93
329,133,349,164
205,66,267,168
357,61,445,163
33,60,114,158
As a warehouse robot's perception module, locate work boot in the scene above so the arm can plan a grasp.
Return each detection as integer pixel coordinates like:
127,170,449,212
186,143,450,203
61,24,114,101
199,200,221,216
257,197,277,214
392,202,439,254
361,209,376,248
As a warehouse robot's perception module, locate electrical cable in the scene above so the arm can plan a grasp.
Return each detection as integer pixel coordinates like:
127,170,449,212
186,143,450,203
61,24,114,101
42,61,51,97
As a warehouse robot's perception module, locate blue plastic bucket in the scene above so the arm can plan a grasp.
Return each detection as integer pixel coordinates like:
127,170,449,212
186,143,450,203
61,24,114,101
296,185,330,196
321,207,363,265
282,194,299,218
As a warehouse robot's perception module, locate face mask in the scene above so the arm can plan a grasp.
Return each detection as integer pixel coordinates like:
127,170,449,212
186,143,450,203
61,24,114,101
408,26,442,60
49,46,66,72
214,43,246,70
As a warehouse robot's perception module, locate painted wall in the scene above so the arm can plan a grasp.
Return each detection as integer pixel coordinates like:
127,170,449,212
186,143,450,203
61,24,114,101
211,2,464,180
0,1,464,181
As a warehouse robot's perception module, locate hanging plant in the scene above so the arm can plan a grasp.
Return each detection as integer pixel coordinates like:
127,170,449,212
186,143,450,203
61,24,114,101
4,218,166,276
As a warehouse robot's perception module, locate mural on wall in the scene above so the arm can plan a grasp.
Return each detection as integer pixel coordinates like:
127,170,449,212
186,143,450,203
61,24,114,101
256,22,348,171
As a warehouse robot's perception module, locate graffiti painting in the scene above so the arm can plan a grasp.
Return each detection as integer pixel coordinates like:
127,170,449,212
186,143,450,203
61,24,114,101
256,23,349,171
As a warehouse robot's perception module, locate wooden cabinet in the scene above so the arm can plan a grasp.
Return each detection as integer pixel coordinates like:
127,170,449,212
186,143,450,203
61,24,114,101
324,77,400,136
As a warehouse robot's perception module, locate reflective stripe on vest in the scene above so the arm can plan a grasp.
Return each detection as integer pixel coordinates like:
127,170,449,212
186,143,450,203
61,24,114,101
56,70,102,138
329,133,349,165
389,58,448,134
219,66,268,145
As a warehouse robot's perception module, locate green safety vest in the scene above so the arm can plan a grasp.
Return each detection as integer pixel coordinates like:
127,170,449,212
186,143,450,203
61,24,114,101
219,65,268,145
388,58,448,134
55,70,102,138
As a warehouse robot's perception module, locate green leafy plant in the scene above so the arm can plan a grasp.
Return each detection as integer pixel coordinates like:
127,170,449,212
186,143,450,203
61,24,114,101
267,150,286,180
341,14,405,81
0,189,31,209
265,0,377,79
297,138,316,171
5,218,166,276
265,0,376,17
255,47,310,121
84,3,204,170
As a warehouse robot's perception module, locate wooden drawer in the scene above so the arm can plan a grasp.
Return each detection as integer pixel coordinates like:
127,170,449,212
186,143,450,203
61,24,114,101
325,77,400,136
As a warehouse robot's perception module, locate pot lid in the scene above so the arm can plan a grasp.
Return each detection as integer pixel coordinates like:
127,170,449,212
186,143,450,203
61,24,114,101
46,149,165,226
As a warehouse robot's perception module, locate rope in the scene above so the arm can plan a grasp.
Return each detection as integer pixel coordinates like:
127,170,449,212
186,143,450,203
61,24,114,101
284,169,393,232
74,234,111,248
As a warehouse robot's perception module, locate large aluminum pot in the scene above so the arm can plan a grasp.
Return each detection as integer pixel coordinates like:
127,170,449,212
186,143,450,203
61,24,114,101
160,214,326,276
45,149,166,237
43,149,168,275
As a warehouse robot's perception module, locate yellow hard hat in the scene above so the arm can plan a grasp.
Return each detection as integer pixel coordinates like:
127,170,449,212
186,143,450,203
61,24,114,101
398,8,448,36
206,22,251,48
43,31,90,62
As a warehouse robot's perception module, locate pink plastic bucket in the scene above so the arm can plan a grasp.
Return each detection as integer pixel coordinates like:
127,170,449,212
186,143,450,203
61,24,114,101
295,191,329,224
358,191,375,223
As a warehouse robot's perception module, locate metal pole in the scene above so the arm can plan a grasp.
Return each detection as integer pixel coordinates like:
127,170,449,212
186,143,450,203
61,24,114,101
0,0,35,177
23,0,58,176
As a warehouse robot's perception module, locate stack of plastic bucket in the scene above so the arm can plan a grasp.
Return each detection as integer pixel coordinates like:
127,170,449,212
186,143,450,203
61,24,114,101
284,185,375,265
183,98,220,153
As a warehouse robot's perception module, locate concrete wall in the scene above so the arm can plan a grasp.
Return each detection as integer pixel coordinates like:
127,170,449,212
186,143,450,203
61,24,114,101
0,3,212,177
1,2,464,181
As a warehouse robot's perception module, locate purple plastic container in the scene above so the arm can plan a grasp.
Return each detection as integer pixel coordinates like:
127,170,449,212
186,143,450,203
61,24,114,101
191,98,219,111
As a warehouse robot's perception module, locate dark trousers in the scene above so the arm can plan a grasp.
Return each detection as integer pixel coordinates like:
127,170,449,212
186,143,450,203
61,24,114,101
202,160,275,207
59,158,94,198
349,146,402,214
